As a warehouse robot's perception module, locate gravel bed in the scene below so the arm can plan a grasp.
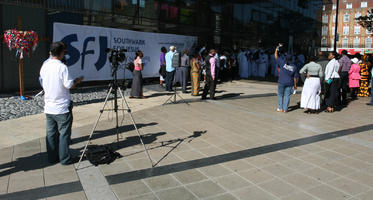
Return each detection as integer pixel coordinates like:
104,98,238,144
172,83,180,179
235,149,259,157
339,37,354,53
0,86,135,121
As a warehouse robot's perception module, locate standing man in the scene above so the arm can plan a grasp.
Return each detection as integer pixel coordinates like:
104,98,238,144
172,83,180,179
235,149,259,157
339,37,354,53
40,42,83,165
339,50,352,105
202,49,217,100
165,46,176,92
180,49,190,93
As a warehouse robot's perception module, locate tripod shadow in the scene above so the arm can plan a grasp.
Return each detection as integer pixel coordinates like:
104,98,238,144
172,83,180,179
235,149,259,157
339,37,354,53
110,132,167,152
71,122,158,144
123,131,207,167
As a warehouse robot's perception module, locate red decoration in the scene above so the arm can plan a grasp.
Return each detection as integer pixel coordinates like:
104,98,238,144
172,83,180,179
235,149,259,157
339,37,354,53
3,29,39,58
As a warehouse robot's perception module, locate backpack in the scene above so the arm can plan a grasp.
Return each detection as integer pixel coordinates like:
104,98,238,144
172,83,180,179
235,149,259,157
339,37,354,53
85,145,122,166
126,62,135,72
172,52,181,68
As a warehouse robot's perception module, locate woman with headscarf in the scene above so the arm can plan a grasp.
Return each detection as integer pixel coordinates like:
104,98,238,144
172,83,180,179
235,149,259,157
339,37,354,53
130,50,146,99
299,56,323,113
190,53,200,96
349,58,361,99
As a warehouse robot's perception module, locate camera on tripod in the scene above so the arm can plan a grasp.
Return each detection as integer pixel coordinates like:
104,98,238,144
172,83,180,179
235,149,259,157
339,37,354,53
106,48,127,67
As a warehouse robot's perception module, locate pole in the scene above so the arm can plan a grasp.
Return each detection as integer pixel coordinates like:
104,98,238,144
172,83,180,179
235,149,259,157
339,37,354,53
18,58,24,98
333,0,339,52
17,16,26,99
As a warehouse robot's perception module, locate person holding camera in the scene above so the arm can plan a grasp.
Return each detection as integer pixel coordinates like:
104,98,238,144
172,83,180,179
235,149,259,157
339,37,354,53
275,44,298,112
40,42,83,165
130,50,146,99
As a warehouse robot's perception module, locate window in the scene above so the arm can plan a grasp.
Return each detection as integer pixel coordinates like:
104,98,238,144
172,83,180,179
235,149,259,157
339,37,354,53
332,26,336,35
323,5,326,11
344,13,350,22
333,14,336,23
331,39,335,48
342,38,349,48
366,37,372,48
355,26,361,34
353,37,360,48
322,15,328,23
346,3,352,9
321,37,327,46
343,26,349,35
333,4,336,10
322,26,328,36
132,0,145,8
362,2,368,8
355,12,361,19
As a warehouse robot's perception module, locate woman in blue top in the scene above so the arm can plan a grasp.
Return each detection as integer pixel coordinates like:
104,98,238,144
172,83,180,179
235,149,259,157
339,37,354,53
275,47,298,112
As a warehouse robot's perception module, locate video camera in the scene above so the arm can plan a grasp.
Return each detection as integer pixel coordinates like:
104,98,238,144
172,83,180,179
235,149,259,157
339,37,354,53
106,48,127,66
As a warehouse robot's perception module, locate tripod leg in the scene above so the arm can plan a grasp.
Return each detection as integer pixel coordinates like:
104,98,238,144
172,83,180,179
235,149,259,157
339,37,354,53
77,87,113,169
118,87,154,167
162,91,175,105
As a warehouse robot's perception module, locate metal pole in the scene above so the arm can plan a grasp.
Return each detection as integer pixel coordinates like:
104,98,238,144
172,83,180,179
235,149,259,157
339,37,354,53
333,0,339,52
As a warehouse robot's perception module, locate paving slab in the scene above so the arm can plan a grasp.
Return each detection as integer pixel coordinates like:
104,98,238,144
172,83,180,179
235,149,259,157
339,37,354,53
1,81,373,199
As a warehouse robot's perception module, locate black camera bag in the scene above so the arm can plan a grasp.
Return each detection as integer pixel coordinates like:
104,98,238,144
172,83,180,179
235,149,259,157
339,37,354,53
85,145,121,166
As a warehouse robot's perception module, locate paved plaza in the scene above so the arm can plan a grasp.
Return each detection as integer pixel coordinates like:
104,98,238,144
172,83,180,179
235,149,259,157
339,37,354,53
0,81,373,200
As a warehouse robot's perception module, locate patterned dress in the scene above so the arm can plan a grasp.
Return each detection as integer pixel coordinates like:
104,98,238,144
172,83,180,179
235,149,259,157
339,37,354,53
358,59,371,97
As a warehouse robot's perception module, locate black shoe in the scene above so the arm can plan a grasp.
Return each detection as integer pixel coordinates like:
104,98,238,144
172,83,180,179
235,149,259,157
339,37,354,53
210,97,217,100
201,97,207,100
61,156,80,165
367,103,373,106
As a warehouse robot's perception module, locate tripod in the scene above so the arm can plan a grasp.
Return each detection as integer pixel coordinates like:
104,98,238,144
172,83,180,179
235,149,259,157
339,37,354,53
163,82,188,105
77,65,154,168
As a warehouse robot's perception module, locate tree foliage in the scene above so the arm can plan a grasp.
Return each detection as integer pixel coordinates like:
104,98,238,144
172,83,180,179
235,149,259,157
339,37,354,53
356,9,373,32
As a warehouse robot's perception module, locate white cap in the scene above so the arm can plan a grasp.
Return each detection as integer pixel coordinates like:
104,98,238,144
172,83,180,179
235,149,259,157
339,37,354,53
351,58,359,64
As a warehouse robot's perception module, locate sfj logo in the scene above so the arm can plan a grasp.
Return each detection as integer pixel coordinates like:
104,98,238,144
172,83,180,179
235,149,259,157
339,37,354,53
61,34,108,71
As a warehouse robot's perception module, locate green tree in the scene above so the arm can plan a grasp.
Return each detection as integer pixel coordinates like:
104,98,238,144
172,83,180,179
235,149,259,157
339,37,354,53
356,9,373,32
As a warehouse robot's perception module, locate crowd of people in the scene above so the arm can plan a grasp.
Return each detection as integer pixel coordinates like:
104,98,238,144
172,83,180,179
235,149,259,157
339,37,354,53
130,45,237,100
39,40,373,166
129,45,373,113
273,47,373,113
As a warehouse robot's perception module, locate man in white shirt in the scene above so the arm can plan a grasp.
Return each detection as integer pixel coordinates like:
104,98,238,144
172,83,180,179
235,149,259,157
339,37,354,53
40,42,83,165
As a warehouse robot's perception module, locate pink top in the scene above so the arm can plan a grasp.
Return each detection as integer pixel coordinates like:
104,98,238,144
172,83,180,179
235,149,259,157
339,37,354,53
209,55,216,78
134,57,142,71
348,64,361,80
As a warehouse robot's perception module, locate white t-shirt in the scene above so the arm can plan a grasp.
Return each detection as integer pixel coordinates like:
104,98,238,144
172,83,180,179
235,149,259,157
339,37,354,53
40,59,74,114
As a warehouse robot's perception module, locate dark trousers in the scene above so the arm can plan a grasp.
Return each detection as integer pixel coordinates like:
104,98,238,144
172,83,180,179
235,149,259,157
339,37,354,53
202,75,216,99
340,71,349,104
166,71,175,91
326,78,341,107
180,67,189,93
46,112,72,164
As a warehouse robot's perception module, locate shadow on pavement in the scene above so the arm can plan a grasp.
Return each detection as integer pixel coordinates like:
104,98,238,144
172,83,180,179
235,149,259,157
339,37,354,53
105,123,373,184
71,122,158,144
1,124,372,199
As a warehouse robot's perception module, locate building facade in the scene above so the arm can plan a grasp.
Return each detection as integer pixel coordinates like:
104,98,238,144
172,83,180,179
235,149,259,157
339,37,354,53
321,0,373,53
0,0,322,92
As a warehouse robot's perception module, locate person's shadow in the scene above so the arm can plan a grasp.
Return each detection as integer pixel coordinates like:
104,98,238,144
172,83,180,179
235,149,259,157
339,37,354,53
0,151,70,177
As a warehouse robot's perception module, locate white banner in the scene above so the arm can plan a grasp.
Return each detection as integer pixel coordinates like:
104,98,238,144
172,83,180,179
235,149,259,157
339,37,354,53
53,23,197,81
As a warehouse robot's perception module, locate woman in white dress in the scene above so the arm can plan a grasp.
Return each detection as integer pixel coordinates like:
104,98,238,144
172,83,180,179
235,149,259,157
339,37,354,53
300,56,323,113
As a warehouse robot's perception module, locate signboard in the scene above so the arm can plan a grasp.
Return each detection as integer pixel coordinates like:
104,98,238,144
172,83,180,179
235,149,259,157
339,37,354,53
53,23,197,81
